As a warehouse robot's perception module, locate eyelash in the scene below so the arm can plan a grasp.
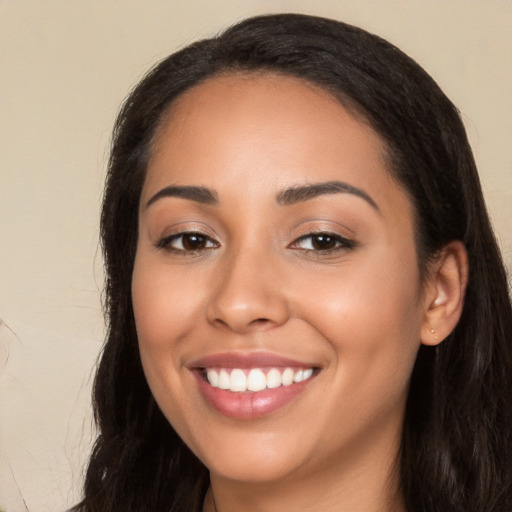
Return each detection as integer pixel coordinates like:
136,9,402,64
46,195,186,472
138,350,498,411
156,231,219,254
289,232,356,253
156,231,356,255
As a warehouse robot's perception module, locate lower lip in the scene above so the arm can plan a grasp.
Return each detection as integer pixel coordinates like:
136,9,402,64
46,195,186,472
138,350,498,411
193,371,315,420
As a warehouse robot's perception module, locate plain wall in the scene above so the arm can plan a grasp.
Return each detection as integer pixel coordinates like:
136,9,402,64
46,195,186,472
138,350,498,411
1,1,510,510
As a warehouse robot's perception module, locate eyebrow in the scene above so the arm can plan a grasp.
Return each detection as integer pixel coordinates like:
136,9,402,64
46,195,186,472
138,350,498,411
145,180,378,211
145,185,219,209
276,180,379,211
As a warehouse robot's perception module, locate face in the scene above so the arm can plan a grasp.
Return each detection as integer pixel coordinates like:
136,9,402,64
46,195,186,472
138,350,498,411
132,74,427,485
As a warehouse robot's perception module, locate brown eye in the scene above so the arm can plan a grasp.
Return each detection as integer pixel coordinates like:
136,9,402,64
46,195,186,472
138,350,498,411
181,233,208,251
290,232,355,253
310,234,337,251
157,232,219,253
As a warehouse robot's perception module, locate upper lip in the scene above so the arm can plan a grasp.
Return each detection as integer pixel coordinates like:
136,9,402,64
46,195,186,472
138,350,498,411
188,351,317,369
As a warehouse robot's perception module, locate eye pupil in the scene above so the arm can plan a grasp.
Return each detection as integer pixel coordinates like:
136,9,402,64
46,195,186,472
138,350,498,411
312,234,336,251
183,234,206,250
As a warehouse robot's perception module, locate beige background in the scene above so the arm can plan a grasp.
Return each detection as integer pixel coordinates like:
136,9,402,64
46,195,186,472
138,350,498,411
0,1,510,510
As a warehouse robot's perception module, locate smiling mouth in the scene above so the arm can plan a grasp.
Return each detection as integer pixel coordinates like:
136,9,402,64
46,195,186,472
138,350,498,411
190,353,320,419
203,367,316,393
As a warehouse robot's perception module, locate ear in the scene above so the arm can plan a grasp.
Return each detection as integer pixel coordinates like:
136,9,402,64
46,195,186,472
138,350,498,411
421,241,468,346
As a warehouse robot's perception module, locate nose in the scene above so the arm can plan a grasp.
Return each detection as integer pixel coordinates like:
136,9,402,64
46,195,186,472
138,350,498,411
206,248,290,334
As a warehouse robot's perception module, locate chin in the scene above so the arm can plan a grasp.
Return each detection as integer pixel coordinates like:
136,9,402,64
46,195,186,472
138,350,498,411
188,427,310,484
206,452,300,484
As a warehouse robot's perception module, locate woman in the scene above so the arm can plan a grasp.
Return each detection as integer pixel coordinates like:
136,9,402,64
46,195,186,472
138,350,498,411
72,13,512,512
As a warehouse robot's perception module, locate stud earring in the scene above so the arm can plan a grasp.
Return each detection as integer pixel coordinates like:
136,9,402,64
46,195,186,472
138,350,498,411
430,328,438,336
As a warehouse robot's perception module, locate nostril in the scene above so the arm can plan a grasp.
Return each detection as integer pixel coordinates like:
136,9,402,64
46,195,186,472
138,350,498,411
213,318,229,328
251,318,271,325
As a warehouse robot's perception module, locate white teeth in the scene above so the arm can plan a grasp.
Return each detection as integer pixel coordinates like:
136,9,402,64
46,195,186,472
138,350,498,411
205,367,315,392
266,368,282,389
247,369,266,392
281,368,294,386
230,369,247,392
218,370,230,389
206,369,219,387
293,370,304,383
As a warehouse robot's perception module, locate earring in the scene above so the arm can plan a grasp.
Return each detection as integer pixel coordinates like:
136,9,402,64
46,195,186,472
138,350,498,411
430,328,438,337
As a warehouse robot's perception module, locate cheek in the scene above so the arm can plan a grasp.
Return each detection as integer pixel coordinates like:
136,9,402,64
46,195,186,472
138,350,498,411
299,259,420,330
132,255,204,351
293,252,423,394
131,253,199,399
131,254,211,442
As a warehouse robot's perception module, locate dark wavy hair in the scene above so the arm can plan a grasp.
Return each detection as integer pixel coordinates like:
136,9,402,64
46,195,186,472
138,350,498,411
72,13,512,512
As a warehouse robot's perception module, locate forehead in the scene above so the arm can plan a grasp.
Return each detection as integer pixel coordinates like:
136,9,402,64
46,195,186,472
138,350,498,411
153,73,384,162
145,73,410,218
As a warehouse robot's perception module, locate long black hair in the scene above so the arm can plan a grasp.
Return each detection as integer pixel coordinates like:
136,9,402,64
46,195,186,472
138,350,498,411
72,13,512,512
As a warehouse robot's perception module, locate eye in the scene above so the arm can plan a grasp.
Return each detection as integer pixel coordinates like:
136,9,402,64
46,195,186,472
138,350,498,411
157,232,219,253
290,232,355,253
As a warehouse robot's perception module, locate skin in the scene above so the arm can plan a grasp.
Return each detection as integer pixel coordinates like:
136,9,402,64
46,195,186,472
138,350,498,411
132,73,466,512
